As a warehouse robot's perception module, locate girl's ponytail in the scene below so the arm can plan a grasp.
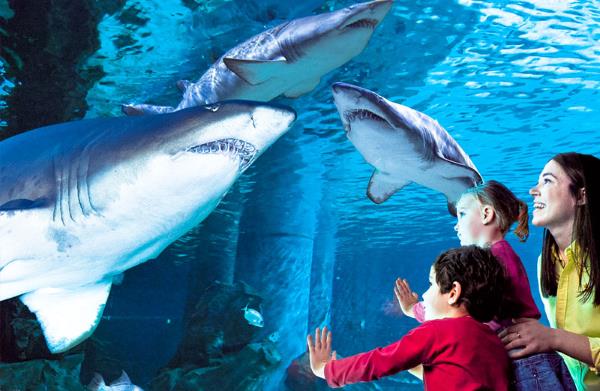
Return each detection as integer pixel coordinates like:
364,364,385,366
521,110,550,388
514,200,529,242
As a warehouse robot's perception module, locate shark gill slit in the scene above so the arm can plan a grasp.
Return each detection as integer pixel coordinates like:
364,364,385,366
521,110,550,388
52,158,59,222
67,158,77,223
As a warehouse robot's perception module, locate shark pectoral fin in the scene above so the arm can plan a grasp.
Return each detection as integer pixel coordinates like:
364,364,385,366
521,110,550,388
20,280,112,353
284,78,321,98
447,201,458,217
177,79,192,93
367,171,410,204
437,156,483,186
223,57,288,85
121,103,175,116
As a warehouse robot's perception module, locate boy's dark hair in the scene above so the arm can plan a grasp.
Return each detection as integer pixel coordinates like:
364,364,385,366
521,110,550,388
434,246,506,322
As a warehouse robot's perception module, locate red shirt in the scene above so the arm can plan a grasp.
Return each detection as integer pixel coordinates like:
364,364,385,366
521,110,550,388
325,316,510,390
490,240,541,321
414,240,541,326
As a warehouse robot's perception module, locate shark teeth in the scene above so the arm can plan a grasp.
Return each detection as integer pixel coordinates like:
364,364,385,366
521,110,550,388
344,109,386,124
345,18,378,29
188,138,257,171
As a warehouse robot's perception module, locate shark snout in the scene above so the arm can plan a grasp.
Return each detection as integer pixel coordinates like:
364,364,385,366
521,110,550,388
246,104,296,152
341,0,393,29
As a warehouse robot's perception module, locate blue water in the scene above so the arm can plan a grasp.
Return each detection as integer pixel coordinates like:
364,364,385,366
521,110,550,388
2,0,600,389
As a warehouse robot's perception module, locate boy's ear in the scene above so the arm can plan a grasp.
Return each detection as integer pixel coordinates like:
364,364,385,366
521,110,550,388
448,281,462,305
480,205,495,225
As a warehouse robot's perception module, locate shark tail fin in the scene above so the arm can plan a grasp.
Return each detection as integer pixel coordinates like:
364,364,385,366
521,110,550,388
20,280,112,353
367,171,410,204
121,103,175,116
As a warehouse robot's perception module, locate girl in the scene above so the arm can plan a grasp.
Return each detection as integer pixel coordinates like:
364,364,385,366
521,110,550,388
397,180,576,390
501,153,600,390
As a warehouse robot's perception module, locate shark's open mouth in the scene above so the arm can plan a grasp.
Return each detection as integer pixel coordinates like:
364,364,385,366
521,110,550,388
344,18,378,30
188,138,257,171
344,109,387,124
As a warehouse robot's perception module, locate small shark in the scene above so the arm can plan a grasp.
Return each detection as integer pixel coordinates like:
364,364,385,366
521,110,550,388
87,371,143,391
331,82,482,215
0,100,295,353
123,0,392,115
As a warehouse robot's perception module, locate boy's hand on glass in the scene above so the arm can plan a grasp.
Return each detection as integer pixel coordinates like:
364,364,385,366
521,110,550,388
395,278,419,317
307,326,337,379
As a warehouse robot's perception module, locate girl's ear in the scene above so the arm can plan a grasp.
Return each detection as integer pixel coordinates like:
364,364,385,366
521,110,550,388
480,205,495,225
448,281,462,305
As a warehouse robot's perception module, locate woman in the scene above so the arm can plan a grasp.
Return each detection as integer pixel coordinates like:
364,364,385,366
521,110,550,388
500,152,600,390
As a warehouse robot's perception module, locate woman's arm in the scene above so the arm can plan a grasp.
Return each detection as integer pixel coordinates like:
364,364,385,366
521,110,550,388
499,318,594,366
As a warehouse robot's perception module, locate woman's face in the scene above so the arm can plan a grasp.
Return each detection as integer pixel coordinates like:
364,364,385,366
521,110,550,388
529,159,578,230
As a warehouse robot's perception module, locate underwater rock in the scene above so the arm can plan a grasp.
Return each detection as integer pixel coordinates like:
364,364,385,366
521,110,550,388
149,341,280,391
0,0,124,139
0,299,54,362
166,281,264,369
284,352,381,391
148,281,281,390
0,353,85,390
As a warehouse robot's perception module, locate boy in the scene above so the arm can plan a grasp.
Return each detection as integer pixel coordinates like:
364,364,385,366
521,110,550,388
307,246,511,390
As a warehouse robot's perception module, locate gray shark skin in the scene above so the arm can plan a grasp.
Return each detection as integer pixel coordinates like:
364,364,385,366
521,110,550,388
331,82,482,215
122,0,392,116
0,101,296,353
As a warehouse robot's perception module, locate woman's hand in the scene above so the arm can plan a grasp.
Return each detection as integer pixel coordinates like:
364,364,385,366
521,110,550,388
307,326,337,379
394,278,419,318
498,318,556,358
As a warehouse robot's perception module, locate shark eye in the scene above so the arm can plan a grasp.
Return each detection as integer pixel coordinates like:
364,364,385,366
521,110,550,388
205,104,220,112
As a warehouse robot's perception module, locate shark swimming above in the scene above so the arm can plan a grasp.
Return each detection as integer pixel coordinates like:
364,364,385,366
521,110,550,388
331,82,483,215
122,0,393,116
0,100,296,353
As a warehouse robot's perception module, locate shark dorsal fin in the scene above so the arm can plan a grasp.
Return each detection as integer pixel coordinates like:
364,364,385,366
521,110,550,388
223,58,288,85
20,280,112,353
112,371,132,386
87,373,106,390
177,80,191,93
367,171,411,204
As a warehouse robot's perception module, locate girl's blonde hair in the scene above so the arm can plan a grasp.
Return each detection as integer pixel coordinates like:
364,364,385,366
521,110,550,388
463,180,529,242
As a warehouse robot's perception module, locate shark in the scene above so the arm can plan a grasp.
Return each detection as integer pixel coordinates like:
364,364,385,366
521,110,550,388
0,100,296,353
331,82,483,215
122,0,393,116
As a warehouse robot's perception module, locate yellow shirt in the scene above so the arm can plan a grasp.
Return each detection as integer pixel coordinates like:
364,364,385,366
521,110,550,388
538,242,600,391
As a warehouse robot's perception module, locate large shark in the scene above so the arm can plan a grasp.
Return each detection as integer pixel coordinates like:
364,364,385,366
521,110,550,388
331,82,483,215
122,0,393,116
0,101,296,353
